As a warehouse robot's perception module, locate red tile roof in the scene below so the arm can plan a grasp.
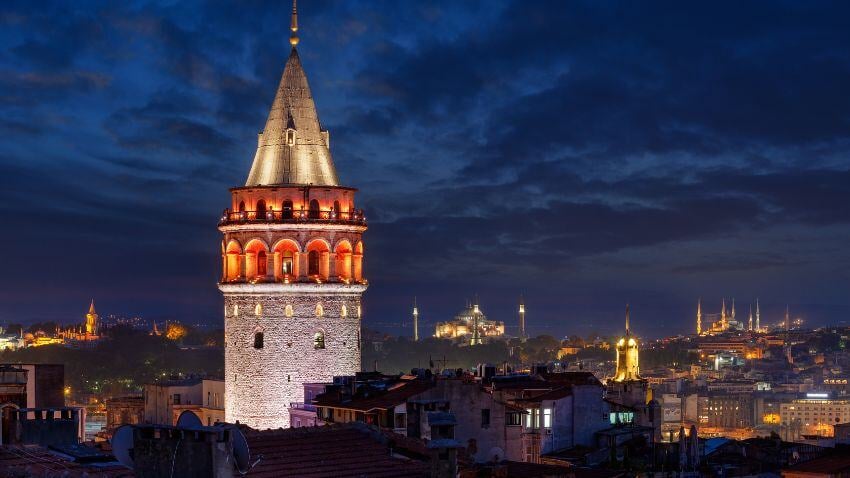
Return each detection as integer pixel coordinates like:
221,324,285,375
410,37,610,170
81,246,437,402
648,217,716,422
0,445,132,477
242,423,429,477
783,452,850,474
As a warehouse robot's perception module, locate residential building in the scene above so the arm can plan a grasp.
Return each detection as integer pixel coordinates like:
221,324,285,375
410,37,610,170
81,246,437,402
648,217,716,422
144,377,225,426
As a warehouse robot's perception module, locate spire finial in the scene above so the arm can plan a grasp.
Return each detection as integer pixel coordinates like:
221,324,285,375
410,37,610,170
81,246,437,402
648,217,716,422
289,0,299,47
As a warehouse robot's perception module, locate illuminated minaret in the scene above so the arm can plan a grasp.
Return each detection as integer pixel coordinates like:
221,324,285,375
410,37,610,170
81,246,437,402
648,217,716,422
785,305,793,364
731,298,736,324
518,296,527,341
755,298,761,332
696,299,702,335
470,300,482,345
748,304,753,331
412,297,419,342
721,298,728,330
219,1,367,429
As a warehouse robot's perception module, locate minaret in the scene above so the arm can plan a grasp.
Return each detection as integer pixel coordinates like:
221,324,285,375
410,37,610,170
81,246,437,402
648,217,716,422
785,305,793,364
470,300,482,345
412,297,419,342
518,296,527,341
696,299,702,335
721,298,728,331
755,298,761,332
748,304,753,331
219,1,367,429
731,298,736,324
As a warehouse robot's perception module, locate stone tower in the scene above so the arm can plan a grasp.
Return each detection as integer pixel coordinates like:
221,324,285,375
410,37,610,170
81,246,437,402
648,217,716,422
613,304,640,382
85,300,99,335
218,2,366,429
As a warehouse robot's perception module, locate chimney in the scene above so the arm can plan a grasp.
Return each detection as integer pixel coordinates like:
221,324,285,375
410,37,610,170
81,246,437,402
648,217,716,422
427,412,460,478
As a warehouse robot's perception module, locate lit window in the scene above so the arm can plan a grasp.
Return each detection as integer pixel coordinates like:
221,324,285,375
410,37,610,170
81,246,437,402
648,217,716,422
543,408,552,428
314,331,325,349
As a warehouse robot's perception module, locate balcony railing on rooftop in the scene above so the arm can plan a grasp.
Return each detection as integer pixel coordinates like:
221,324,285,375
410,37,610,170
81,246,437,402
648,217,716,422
220,208,366,226
290,402,317,412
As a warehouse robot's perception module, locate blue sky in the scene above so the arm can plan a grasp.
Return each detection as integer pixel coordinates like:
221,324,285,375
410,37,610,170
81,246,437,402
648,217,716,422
2,1,850,338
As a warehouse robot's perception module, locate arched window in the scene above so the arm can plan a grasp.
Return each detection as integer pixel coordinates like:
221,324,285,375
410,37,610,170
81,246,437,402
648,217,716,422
341,304,347,318
256,199,266,219
257,250,267,276
285,304,294,317
254,304,262,316
281,250,294,275
315,303,324,317
308,250,320,276
314,331,325,349
253,332,264,349
239,201,246,212
282,200,293,219
333,201,341,218
309,199,320,219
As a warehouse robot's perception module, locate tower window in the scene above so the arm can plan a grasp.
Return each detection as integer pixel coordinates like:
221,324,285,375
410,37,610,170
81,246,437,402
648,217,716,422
315,303,324,317
309,199,320,219
286,128,296,146
282,200,293,219
314,331,325,349
285,304,294,318
253,332,264,349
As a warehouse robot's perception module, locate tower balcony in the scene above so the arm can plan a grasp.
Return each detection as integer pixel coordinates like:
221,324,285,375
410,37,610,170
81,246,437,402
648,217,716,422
219,208,366,226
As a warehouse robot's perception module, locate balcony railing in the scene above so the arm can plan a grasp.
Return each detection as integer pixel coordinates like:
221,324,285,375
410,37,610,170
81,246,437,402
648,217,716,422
289,402,317,412
220,209,366,226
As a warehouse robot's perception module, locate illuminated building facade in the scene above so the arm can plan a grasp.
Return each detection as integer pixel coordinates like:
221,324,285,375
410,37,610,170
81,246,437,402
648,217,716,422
613,305,640,382
780,394,850,440
57,300,102,345
218,3,366,429
434,302,505,343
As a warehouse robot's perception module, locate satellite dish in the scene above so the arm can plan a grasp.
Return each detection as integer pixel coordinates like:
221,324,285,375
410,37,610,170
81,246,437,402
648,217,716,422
217,423,251,473
111,425,134,468
176,410,203,429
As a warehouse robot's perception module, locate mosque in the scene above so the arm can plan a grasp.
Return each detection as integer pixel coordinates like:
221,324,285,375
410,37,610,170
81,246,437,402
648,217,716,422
434,301,506,344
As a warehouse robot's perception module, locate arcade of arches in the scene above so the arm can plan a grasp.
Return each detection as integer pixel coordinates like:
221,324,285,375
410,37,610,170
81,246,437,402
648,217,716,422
222,238,363,283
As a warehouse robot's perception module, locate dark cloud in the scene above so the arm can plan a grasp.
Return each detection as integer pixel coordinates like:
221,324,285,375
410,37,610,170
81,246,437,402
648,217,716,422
0,0,849,336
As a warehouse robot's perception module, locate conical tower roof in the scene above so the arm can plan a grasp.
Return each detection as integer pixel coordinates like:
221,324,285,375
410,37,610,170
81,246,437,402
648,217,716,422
244,46,339,187
88,299,96,315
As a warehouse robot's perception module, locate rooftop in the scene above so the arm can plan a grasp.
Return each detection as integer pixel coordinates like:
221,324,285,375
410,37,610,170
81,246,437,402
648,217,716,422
242,423,428,477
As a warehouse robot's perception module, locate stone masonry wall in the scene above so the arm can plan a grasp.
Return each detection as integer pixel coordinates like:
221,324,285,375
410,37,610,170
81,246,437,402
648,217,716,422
222,284,364,429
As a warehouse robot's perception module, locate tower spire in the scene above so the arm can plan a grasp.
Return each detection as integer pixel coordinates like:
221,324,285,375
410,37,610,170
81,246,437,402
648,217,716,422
625,304,630,335
748,304,753,331
755,298,761,332
290,0,299,47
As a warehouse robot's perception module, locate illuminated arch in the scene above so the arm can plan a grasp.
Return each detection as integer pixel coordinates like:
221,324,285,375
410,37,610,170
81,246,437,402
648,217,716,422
340,304,348,318
334,239,353,281
272,238,301,279
285,304,294,318
315,303,324,318
224,240,243,281
244,239,270,280
306,238,331,279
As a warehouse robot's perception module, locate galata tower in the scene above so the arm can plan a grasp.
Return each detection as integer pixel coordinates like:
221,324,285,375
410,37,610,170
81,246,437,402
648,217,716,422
219,2,366,429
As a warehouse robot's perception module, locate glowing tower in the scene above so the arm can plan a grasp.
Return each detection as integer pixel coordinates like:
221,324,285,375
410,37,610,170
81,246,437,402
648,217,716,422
85,300,99,335
613,305,640,382
218,2,367,429
518,297,527,341
412,298,419,342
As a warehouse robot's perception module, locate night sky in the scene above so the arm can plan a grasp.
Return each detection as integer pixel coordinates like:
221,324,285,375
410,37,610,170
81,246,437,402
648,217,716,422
2,1,850,339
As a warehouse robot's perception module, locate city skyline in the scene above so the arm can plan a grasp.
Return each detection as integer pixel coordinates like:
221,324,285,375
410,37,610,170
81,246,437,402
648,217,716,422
2,1,850,339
